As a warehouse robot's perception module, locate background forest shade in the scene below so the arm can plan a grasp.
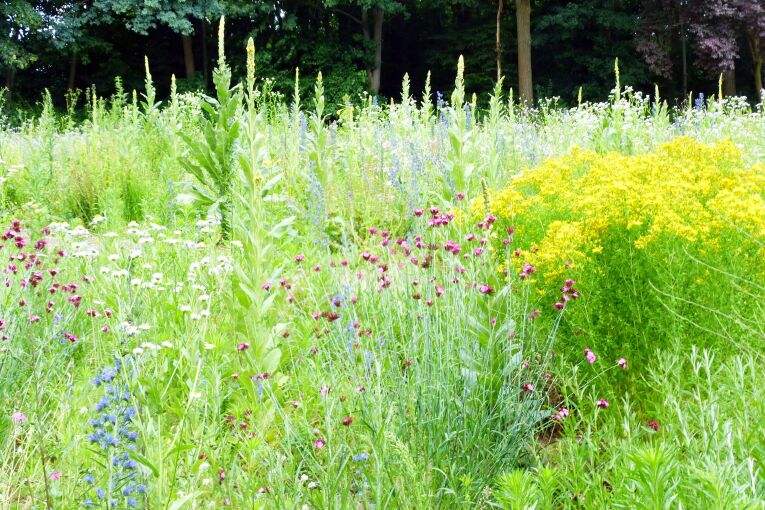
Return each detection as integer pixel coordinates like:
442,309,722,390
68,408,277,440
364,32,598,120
1,0,764,110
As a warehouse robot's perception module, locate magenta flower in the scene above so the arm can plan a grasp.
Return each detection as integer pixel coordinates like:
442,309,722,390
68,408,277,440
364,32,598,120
552,407,569,421
617,358,627,368
237,343,250,351
584,348,597,364
478,284,494,295
294,254,305,263
456,192,466,200
522,383,534,393
11,411,26,423
50,471,62,481
519,262,537,280
342,416,353,426
261,282,272,291
313,438,326,449
596,399,609,409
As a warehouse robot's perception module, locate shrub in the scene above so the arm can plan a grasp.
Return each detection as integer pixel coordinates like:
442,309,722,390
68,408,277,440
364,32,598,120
475,138,765,368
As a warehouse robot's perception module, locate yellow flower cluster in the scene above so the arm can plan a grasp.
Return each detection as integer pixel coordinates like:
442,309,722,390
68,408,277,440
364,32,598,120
476,137,765,281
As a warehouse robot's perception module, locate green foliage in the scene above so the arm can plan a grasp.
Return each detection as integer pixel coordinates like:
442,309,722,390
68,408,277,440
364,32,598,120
0,56,764,509
0,0,49,80
91,0,224,35
178,20,241,238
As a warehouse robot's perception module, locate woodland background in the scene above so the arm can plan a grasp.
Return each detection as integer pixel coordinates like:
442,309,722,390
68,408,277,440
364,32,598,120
2,1,764,109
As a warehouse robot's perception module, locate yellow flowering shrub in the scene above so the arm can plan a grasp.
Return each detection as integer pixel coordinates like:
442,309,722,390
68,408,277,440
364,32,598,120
475,137,765,282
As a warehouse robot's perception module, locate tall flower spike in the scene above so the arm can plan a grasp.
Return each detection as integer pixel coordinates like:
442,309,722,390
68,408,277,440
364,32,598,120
451,55,465,109
218,17,226,69
246,37,256,94
144,57,152,89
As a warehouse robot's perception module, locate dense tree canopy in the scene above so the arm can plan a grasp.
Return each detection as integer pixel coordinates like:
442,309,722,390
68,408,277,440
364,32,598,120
2,0,764,106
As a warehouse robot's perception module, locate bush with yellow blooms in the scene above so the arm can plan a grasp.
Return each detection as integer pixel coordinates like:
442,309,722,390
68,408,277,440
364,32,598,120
475,137,765,372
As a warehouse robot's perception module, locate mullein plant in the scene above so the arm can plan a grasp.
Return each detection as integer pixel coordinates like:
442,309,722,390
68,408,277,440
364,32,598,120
229,36,294,429
440,55,474,203
178,17,241,239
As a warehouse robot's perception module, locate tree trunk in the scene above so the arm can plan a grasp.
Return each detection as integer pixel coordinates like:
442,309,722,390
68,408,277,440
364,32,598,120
201,20,209,90
67,50,78,90
5,68,15,92
679,9,687,96
516,0,533,104
496,0,503,81
363,8,384,94
750,35,763,96
722,70,736,97
182,34,196,78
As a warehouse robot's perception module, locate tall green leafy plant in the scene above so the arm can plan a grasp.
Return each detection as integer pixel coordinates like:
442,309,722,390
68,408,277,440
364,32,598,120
178,18,240,238
229,37,296,417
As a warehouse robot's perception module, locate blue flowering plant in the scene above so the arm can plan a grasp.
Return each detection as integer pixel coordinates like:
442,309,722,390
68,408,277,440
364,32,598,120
82,358,146,508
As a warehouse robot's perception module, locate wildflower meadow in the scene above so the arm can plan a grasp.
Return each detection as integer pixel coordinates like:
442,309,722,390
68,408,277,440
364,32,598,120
1,23,765,510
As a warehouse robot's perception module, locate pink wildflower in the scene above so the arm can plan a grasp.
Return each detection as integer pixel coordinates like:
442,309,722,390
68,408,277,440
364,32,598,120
478,284,494,295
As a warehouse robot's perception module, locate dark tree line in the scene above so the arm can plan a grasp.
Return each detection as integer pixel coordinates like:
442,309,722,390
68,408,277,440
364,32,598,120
2,0,764,107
